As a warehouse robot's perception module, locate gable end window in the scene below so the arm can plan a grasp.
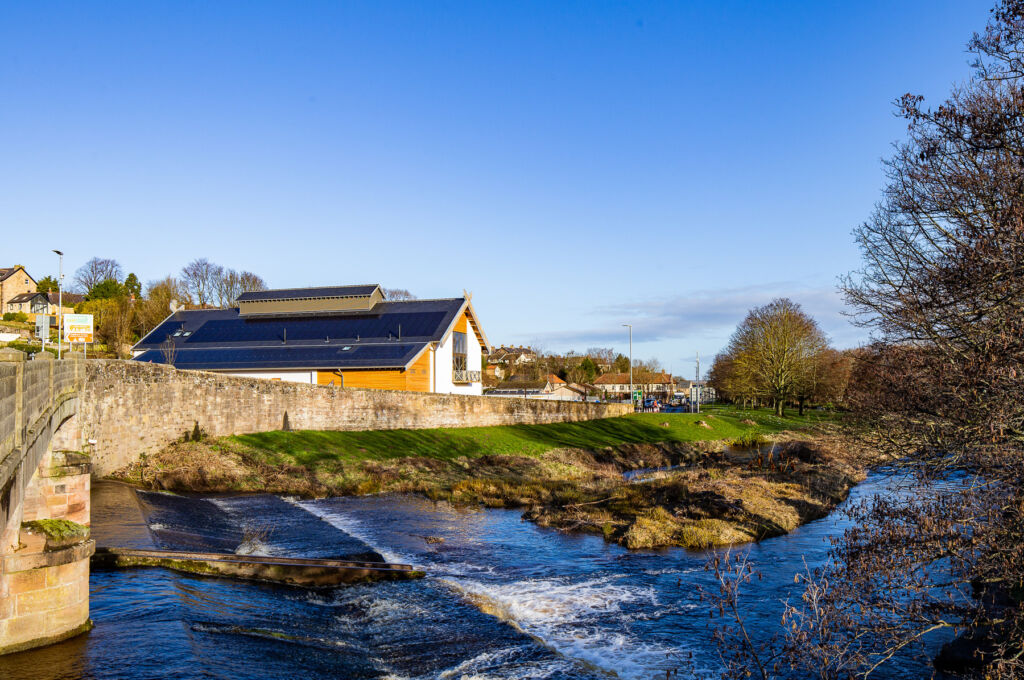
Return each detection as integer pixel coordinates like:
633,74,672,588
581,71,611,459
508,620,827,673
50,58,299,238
453,331,467,372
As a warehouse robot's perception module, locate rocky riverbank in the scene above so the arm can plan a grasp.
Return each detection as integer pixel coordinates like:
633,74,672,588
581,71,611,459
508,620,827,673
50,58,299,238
111,413,880,549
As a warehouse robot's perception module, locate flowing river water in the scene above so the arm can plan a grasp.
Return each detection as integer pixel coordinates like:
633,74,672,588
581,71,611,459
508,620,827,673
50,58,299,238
0,473,952,680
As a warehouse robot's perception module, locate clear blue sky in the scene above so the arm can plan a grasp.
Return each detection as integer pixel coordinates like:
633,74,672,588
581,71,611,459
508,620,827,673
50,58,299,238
1,1,991,376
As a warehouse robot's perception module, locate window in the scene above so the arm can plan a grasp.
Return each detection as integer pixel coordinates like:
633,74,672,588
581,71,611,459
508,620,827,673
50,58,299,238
453,331,467,371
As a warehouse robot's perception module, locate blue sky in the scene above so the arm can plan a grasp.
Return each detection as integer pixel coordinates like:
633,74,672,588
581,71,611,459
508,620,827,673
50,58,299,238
1,1,991,376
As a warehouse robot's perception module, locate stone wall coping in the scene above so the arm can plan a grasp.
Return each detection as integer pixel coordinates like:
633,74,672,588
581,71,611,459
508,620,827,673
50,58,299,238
3,539,95,573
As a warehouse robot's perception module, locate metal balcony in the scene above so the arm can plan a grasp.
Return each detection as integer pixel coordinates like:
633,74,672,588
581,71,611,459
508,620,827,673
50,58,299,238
452,369,481,383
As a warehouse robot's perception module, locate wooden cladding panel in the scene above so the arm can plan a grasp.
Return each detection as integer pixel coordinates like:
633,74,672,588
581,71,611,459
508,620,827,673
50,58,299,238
316,352,431,392
405,350,431,392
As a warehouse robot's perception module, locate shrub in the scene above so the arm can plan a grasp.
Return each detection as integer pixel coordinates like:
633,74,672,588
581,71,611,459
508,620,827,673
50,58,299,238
2,312,28,323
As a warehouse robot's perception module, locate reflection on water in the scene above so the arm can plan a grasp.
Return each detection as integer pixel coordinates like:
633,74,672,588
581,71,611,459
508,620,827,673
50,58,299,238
0,474,950,679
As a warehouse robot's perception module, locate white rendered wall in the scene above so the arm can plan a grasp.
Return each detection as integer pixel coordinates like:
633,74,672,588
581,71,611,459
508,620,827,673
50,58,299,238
433,322,483,396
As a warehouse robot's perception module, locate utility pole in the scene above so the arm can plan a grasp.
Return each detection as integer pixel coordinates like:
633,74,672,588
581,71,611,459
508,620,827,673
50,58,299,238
622,324,633,408
53,250,63,360
695,351,701,414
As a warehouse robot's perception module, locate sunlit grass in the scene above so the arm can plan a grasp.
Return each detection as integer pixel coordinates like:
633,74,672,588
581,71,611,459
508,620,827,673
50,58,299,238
229,406,837,464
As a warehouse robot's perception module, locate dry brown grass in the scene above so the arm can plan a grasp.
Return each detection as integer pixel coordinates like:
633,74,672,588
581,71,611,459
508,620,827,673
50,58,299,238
111,427,881,551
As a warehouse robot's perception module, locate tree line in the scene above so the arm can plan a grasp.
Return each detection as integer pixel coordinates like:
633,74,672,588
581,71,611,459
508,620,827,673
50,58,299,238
707,3,1024,677
44,257,268,357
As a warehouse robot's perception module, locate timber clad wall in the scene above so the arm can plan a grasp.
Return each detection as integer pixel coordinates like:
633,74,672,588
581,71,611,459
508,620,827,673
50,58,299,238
80,360,632,476
315,348,431,392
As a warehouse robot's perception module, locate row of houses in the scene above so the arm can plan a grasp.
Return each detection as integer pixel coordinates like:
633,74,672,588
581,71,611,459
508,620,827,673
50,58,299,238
1,265,82,322
486,371,716,402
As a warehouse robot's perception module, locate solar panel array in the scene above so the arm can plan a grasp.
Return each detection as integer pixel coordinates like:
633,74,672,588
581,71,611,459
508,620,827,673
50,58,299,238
184,311,447,345
236,285,380,302
134,342,424,370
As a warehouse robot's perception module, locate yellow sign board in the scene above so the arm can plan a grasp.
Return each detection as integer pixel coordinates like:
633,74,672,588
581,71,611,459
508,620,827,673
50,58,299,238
63,313,94,343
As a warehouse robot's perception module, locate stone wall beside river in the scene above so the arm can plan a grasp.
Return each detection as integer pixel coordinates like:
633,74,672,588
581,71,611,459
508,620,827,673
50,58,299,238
79,360,631,476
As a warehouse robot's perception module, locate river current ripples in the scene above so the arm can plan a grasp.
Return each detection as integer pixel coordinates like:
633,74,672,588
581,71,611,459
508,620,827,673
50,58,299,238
0,472,953,679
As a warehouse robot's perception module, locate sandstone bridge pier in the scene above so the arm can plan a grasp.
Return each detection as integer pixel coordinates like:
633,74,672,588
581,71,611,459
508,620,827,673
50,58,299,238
0,350,90,655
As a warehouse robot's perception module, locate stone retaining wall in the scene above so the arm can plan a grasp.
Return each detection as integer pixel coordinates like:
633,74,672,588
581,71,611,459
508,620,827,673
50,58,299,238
81,360,632,476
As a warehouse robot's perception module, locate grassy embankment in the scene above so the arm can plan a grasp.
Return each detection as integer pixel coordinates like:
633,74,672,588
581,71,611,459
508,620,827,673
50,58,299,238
117,406,878,550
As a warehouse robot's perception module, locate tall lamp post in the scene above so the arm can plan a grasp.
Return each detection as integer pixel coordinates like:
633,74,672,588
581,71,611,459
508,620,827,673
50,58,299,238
622,323,632,407
52,250,63,360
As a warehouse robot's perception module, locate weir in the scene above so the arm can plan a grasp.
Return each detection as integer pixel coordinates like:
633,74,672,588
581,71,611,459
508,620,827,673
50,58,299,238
0,349,90,655
0,353,629,657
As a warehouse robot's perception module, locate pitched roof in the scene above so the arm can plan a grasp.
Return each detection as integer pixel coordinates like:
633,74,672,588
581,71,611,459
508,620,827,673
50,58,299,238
131,297,470,372
46,292,84,305
7,292,45,304
546,373,566,384
237,285,381,303
488,380,547,392
0,266,30,283
593,372,674,385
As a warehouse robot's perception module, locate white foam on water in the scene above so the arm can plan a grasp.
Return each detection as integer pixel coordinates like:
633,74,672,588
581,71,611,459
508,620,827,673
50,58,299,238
442,574,683,680
285,498,409,564
289,498,689,679
437,647,581,680
209,496,281,556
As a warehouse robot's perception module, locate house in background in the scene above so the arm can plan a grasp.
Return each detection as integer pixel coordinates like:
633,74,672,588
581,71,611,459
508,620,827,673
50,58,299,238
676,379,717,404
0,266,36,313
131,284,490,395
593,372,676,400
5,291,83,322
488,345,537,366
486,373,586,401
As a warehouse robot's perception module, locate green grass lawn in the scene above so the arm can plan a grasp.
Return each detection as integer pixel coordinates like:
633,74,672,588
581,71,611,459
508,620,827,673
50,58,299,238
229,405,837,466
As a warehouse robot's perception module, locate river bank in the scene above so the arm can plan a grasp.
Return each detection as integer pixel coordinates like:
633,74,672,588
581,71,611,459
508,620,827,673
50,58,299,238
111,409,881,549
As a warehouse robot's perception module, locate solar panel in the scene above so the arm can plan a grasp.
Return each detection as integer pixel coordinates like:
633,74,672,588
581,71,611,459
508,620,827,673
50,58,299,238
135,342,425,370
184,311,448,345
237,285,380,302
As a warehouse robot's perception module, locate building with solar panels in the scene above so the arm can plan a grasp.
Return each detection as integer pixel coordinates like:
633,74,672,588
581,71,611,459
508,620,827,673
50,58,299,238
131,284,490,395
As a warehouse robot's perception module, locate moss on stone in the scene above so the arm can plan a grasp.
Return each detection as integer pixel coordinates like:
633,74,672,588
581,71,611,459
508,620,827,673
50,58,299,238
22,519,89,542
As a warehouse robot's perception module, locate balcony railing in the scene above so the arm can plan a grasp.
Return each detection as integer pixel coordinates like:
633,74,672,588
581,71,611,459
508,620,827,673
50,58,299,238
453,369,481,383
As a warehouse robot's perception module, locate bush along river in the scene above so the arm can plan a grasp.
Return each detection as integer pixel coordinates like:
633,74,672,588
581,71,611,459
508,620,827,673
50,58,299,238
0,475,954,680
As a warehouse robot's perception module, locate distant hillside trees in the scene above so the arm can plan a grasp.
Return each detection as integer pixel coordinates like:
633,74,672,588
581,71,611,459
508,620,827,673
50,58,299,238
67,255,267,357
383,288,417,301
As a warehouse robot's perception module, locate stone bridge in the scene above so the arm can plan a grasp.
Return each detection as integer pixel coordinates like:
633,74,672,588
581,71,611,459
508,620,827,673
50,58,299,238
0,354,631,655
0,350,91,655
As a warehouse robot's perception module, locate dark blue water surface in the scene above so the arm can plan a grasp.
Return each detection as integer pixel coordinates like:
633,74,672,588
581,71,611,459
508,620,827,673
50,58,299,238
0,473,949,679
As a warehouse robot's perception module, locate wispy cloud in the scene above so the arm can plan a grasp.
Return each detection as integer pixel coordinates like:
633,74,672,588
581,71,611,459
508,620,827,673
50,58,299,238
531,281,869,354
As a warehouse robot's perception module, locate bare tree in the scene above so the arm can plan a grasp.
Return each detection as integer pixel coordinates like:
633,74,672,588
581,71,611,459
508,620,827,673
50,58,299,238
180,258,220,307
74,257,122,293
237,270,267,295
382,287,416,301
213,268,242,308
774,3,1024,677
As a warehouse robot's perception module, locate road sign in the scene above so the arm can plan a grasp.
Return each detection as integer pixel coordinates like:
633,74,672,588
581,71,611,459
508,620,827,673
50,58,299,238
35,315,49,340
63,314,94,343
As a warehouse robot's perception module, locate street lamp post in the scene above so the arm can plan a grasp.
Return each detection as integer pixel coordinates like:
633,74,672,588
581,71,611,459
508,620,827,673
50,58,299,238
52,250,63,360
622,324,632,408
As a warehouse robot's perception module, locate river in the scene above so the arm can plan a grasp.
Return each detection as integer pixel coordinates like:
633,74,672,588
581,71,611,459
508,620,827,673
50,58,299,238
0,472,953,679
